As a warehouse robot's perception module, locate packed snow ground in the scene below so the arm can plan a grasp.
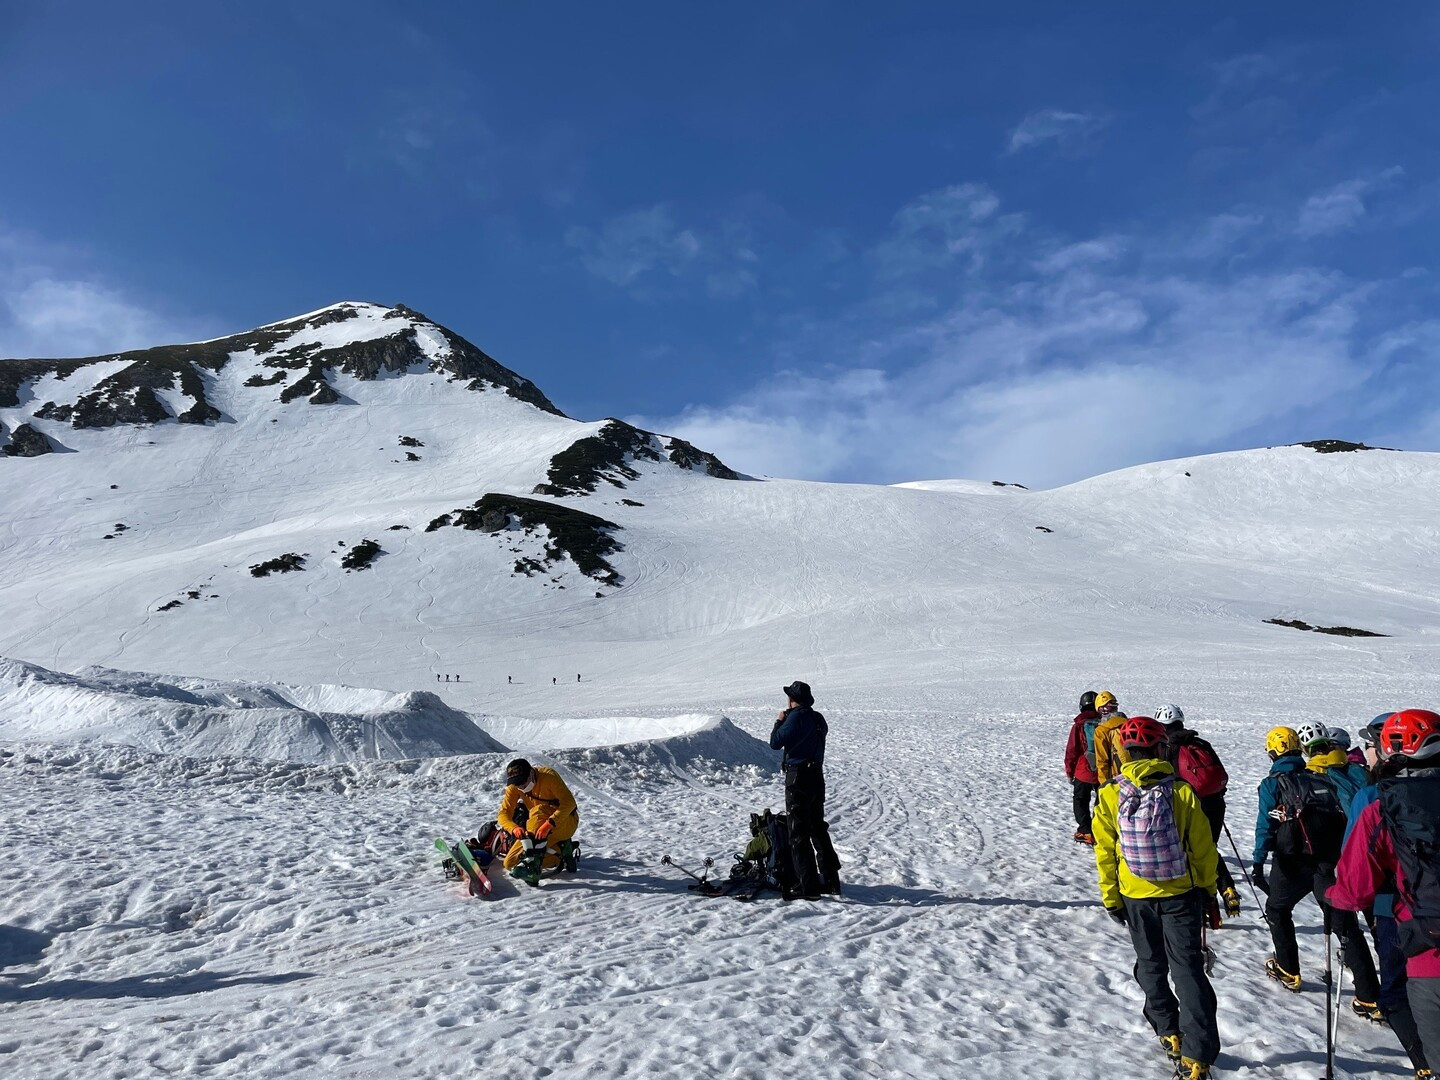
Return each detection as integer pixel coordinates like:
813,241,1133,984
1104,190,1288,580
4,319,1439,1077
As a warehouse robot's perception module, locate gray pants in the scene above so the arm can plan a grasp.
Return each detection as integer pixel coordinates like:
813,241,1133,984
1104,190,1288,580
1123,891,1220,1066
1409,976,1440,1072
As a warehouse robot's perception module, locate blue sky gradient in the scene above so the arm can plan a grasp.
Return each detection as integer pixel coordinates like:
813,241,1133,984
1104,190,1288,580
2,2,1437,486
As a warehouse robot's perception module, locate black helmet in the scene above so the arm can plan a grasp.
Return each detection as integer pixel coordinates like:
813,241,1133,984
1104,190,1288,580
1079,690,1098,713
504,758,533,786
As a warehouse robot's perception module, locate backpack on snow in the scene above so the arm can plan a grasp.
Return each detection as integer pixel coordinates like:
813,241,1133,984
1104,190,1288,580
1270,770,1347,863
732,809,797,894
1175,738,1229,798
1379,776,1440,957
1115,775,1190,882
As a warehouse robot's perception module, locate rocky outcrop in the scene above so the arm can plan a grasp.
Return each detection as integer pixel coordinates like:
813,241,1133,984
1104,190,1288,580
427,493,622,585
534,420,744,497
2,422,54,457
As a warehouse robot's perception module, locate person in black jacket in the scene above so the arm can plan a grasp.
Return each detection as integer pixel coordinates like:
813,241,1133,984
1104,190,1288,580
1156,703,1242,917
771,680,841,899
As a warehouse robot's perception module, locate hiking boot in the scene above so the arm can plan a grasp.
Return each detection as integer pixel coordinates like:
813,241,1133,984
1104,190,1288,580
1351,998,1385,1023
1416,1069,1434,1079
1178,1057,1211,1080
1265,957,1301,992
1073,830,1096,846
1221,886,1241,918
820,879,842,896
1158,1034,1183,1063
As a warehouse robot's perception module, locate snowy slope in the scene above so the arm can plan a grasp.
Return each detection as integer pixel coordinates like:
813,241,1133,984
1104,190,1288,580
1,308,1437,1079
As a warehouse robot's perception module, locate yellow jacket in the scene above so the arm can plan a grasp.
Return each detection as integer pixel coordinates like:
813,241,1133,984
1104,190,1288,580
1093,711,1130,784
498,765,579,833
1093,757,1219,909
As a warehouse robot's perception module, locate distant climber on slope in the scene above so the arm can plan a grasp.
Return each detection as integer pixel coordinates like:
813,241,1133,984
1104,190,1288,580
1064,690,1101,845
497,758,580,874
771,680,841,899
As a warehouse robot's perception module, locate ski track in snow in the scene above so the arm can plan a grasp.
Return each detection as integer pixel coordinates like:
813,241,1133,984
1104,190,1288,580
0,694,1417,1079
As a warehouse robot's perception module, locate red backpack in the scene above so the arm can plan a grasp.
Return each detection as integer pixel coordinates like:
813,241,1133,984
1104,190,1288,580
1175,736,1228,797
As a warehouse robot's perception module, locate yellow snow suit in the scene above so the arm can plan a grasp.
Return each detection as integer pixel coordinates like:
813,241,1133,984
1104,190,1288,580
1093,757,1219,910
497,766,579,871
1093,711,1130,784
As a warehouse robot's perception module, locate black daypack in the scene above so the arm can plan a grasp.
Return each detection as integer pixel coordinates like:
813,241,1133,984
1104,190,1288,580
1270,770,1347,863
731,809,797,894
1379,775,1440,957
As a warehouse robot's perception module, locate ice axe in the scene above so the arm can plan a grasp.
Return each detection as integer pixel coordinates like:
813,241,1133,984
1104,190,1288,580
1223,823,1269,924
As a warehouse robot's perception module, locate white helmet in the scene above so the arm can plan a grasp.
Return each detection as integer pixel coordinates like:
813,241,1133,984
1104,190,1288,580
1295,721,1331,751
1154,703,1185,728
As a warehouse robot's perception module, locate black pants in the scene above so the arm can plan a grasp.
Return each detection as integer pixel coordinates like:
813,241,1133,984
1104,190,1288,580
1072,780,1097,832
785,762,840,896
1265,855,1380,1001
1376,913,1430,1071
1123,891,1220,1066
1196,793,1235,894
1409,977,1440,1076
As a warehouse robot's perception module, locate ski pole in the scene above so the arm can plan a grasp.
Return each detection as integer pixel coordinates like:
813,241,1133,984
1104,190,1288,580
1223,824,1269,923
1321,908,1335,1080
660,855,715,886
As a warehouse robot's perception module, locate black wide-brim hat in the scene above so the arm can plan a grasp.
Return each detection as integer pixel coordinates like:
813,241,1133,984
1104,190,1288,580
782,681,813,707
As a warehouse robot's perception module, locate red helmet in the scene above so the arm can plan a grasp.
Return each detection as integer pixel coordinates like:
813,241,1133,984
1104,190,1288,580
1120,715,1166,750
1380,709,1440,761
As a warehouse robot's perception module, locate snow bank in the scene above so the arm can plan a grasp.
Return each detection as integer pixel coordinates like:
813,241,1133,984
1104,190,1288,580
0,657,507,764
495,713,780,786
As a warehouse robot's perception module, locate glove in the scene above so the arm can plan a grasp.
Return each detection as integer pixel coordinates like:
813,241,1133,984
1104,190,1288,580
511,825,527,840
1205,896,1222,930
1252,862,1269,896
1106,906,1128,927
536,819,554,841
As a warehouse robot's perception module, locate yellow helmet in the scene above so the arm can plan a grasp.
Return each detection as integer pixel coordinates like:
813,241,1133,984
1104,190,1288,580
1095,691,1117,711
1266,727,1300,757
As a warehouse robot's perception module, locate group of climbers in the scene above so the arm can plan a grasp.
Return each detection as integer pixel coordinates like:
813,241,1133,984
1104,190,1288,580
1068,693,1440,1079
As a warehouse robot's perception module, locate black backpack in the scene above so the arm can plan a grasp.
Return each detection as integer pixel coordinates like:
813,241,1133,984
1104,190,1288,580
1380,775,1440,957
1271,770,1347,863
732,809,797,894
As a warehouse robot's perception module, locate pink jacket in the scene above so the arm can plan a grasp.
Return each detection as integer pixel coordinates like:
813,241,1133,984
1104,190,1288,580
1327,800,1440,978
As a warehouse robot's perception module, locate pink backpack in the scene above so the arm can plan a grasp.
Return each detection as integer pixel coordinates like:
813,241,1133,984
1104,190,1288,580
1116,775,1190,881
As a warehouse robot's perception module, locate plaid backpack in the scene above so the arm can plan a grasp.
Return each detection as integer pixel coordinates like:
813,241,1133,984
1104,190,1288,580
1116,775,1190,881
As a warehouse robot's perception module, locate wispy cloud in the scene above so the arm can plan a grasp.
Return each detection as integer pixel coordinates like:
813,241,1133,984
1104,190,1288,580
0,225,207,360
632,185,1413,488
1006,108,1111,155
566,204,760,299
1296,168,1404,238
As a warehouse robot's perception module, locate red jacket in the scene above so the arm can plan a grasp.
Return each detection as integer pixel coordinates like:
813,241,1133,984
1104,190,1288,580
1327,799,1440,978
1064,710,1100,784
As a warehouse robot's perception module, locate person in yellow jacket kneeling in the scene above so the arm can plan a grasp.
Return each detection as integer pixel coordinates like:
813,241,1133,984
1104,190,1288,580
498,758,579,872
1093,716,1221,1080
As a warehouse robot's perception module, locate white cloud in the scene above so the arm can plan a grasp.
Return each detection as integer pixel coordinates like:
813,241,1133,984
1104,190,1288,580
1296,180,1371,238
0,228,206,360
633,187,1388,489
566,205,762,299
873,183,1021,277
1006,108,1111,155
1294,168,1405,239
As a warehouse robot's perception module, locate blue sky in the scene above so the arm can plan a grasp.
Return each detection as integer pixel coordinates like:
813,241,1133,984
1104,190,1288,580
2,2,1437,487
